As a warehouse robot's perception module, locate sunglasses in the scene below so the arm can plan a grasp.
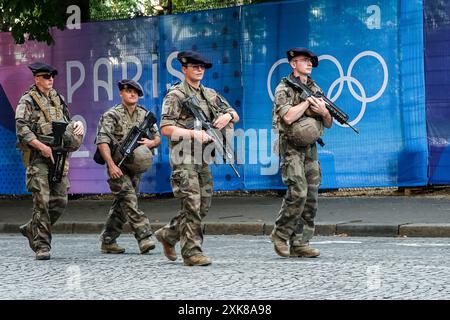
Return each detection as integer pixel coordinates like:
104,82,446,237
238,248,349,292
186,64,206,70
37,73,55,79
293,57,313,64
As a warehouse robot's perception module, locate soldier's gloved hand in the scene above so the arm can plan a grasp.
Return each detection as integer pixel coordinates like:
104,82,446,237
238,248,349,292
107,162,123,179
40,144,55,164
73,121,84,136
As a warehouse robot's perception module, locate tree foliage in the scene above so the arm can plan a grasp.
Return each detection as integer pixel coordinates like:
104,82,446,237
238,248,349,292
1,0,89,44
90,0,149,20
1,0,282,45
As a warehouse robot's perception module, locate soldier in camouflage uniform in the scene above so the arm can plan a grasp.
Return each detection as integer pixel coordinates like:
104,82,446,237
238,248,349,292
96,79,161,255
271,48,333,258
154,51,239,266
15,62,85,260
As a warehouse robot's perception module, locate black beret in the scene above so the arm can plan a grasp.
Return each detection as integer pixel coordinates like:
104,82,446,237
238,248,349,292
117,79,144,97
286,48,319,67
177,51,212,69
28,62,58,76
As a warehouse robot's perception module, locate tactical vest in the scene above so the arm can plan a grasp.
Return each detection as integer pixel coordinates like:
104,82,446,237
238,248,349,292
165,83,235,164
18,87,71,166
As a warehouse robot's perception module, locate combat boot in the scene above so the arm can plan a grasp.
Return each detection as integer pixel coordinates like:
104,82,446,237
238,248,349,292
183,254,212,266
290,245,320,258
101,242,125,254
270,231,290,257
19,222,35,252
154,228,177,261
138,238,156,254
35,247,50,260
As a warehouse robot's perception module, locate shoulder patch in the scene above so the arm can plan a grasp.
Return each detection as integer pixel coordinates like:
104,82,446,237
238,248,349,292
136,104,148,112
167,88,186,102
274,89,290,105
203,87,217,95
104,106,120,119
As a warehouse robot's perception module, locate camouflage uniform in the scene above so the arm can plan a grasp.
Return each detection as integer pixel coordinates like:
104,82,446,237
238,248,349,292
15,85,75,251
159,80,236,259
272,74,325,247
96,103,160,245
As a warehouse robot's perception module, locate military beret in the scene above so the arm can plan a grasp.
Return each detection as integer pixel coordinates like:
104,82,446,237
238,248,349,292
177,51,212,69
286,48,319,67
117,79,144,97
28,62,58,76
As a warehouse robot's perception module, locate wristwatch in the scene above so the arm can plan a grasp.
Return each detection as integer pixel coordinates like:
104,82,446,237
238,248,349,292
227,112,234,121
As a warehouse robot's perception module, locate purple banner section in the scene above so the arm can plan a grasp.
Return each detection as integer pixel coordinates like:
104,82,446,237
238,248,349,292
424,0,450,184
0,34,52,194
0,18,163,194
0,0,431,194
51,18,161,193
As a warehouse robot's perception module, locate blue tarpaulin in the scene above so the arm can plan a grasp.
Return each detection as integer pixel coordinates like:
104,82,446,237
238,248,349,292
0,0,444,194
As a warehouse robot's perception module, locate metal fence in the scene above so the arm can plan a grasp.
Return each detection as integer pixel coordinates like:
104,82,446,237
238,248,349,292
90,0,281,21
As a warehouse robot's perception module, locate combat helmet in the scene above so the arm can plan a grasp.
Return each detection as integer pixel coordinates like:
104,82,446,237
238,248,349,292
63,121,84,152
286,116,324,147
113,145,153,174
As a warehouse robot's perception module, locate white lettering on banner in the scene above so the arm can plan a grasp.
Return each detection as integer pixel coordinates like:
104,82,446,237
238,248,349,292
152,53,159,98
66,61,85,103
70,115,89,158
121,55,142,82
166,51,184,90
93,58,113,102
67,56,144,102
66,5,81,30
64,56,145,159
366,5,381,30
267,51,388,127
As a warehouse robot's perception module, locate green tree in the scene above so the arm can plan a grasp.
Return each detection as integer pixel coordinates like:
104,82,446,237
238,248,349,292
0,0,89,44
1,0,282,45
90,0,149,20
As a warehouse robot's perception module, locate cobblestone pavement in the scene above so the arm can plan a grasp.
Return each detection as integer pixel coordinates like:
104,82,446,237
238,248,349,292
0,234,449,300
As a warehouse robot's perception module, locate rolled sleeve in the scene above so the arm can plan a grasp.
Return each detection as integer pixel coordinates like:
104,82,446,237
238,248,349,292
95,112,116,145
15,98,38,144
149,123,161,138
160,94,181,128
215,94,235,113
274,89,293,118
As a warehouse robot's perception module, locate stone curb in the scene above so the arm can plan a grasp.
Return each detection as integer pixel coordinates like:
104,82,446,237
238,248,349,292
2,222,450,237
335,223,399,237
399,223,450,237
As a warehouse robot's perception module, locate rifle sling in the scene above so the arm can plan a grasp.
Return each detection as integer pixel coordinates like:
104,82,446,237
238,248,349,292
30,91,53,122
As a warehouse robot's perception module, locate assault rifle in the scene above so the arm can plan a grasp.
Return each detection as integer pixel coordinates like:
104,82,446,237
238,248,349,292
182,96,240,178
48,121,69,183
284,76,359,134
117,111,157,167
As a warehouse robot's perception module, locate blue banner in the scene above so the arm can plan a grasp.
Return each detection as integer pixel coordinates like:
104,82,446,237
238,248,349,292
424,0,450,184
243,0,427,188
0,0,430,194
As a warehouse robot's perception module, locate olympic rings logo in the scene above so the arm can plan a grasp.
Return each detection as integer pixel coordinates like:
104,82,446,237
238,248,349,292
267,50,388,127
